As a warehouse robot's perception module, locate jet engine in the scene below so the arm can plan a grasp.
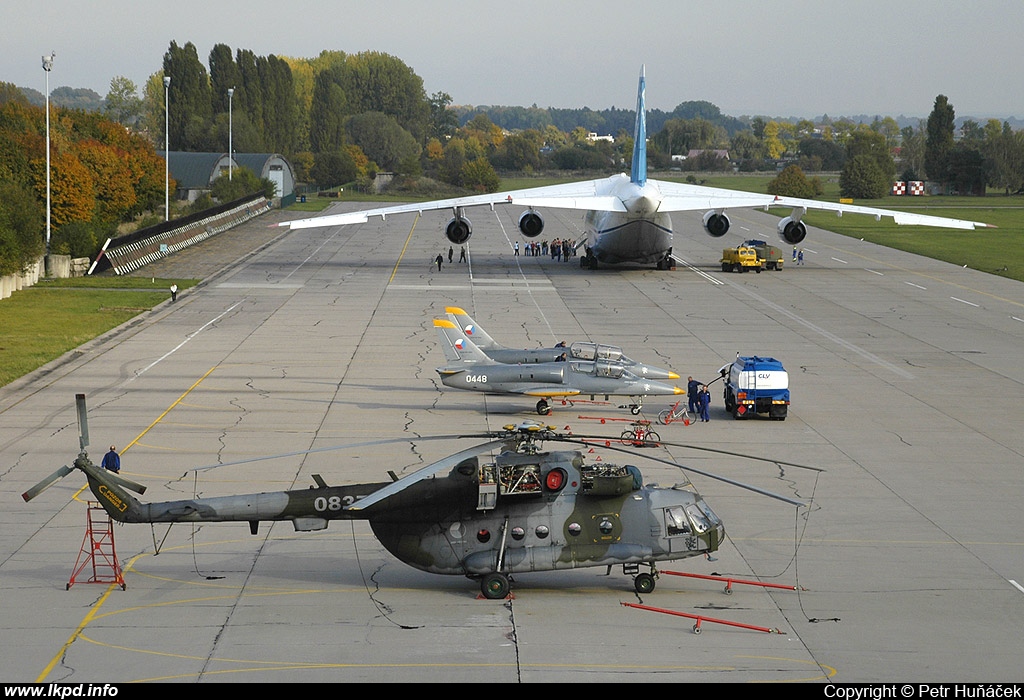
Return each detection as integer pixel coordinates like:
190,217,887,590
518,210,544,238
777,216,807,245
446,216,472,245
702,210,731,238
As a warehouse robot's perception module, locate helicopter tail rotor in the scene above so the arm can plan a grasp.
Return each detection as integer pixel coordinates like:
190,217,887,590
21,465,74,502
22,393,147,502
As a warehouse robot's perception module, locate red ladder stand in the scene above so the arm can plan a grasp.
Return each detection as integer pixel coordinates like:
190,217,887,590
67,501,125,590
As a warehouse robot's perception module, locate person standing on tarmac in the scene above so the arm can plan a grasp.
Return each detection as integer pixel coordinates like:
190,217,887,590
687,376,701,414
101,445,121,473
698,385,712,422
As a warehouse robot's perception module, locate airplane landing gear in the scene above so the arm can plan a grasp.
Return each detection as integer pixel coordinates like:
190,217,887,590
536,399,551,415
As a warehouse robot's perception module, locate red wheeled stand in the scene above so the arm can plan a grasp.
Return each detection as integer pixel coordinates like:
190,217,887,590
67,501,125,590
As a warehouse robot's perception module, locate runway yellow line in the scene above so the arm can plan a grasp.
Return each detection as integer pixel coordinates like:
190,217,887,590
51,367,223,680
34,553,146,682
73,366,218,500
388,213,420,285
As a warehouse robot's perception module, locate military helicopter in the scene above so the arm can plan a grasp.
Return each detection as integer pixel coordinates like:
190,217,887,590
434,318,684,415
23,395,816,600
445,306,680,381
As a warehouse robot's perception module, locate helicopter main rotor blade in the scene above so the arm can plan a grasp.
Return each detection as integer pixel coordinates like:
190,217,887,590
22,465,74,502
552,435,810,507
185,433,502,473
559,432,825,473
345,439,510,512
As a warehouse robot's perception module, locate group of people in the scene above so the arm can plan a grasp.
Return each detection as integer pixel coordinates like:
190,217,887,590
436,246,468,270
514,239,577,260
791,247,805,265
687,376,713,422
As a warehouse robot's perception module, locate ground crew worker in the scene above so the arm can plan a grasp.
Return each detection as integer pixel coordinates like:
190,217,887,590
101,445,120,473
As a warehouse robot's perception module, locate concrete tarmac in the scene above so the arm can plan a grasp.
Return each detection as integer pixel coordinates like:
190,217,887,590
2,201,1022,683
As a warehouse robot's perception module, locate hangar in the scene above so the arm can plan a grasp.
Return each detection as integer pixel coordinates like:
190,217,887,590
159,151,296,203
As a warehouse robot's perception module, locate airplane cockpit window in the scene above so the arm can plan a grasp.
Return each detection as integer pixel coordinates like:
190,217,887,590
594,361,624,379
595,344,623,362
664,506,691,536
570,342,597,361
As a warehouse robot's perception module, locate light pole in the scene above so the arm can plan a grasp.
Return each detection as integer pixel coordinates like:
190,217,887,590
227,87,234,181
42,52,55,266
163,75,170,221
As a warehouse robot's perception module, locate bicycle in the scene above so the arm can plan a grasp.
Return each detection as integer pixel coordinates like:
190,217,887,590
620,420,661,446
657,401,693,426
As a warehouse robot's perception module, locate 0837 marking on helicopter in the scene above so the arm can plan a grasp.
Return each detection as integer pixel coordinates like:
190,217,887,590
24,394,822,601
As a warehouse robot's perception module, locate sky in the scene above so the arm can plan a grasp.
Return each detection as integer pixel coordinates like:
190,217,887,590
3,0,1021,121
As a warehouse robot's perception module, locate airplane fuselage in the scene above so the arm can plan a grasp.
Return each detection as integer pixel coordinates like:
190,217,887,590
583,176,673,266
437,360,682,399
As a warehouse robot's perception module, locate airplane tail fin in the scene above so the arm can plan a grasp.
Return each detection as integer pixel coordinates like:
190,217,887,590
630,65,647,187
444,306,499,350
434,318,491,365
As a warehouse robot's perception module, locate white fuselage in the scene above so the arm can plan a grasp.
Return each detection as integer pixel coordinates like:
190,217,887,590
584,175,673,265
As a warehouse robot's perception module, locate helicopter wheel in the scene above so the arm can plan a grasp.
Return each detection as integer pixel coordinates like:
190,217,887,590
481,572,511,600
536,400,551,416
633,572,656,594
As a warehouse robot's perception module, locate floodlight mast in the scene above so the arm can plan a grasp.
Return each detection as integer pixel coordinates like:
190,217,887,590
164,76,171,221
42,53,55,267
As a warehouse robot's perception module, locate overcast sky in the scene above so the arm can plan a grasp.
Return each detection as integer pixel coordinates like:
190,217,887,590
4,0,1021,120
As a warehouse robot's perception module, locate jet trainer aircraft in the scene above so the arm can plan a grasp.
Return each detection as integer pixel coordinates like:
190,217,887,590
280,66,992,270
433,318,683,415
445,306,679,380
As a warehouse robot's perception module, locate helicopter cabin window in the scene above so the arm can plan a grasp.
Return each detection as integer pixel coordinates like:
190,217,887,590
664,506,691,536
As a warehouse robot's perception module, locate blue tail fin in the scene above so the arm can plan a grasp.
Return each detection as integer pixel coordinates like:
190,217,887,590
630,65,647,186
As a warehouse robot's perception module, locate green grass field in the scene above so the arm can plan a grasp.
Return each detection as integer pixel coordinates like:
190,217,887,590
1,174,1020,388
0,277,196,387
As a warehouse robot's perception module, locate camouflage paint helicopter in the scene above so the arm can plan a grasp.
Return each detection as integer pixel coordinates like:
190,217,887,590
445,306,680,381
434,318,684,415
23,395,816,600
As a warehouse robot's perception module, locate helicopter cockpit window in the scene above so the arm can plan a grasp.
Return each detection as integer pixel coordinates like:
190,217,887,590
664,506,691,536
685,503,713,534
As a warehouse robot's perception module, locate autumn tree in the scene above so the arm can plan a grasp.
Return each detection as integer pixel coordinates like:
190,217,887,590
768,164,823,198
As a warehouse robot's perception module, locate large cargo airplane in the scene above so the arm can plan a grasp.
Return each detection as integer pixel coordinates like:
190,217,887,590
280,67,992,270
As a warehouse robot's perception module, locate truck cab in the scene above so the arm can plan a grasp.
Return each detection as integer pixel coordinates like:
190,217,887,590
719,355,789,420
720,246,763,273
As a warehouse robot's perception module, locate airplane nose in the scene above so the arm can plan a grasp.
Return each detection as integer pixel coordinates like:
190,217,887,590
668,371,680,380
673,386,684,394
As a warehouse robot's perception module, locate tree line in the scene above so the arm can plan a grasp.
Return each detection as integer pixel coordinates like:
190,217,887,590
4,41,1024,277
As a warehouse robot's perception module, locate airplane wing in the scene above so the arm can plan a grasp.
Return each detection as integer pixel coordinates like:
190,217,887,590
652,179,994,231
280,179,626,230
